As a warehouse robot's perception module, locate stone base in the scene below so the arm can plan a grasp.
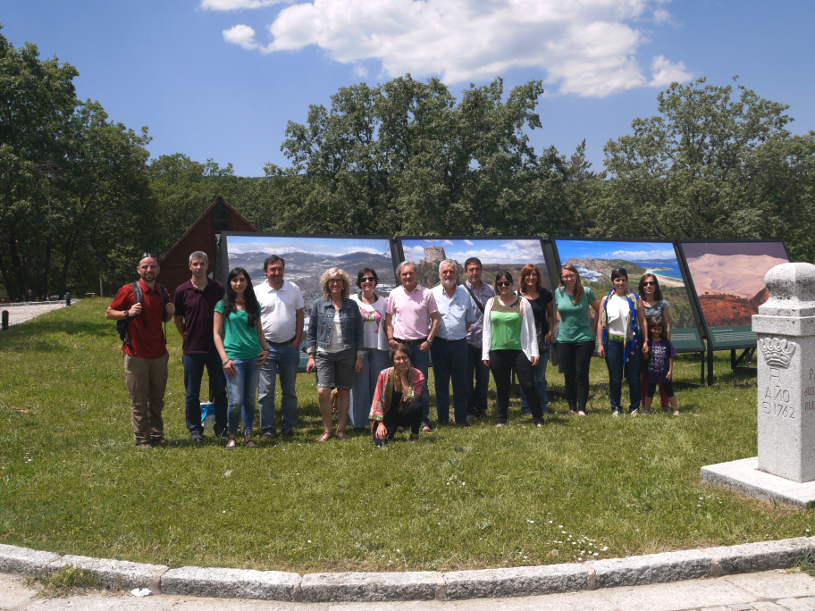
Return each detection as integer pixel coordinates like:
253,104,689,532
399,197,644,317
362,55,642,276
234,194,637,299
701,457,815,509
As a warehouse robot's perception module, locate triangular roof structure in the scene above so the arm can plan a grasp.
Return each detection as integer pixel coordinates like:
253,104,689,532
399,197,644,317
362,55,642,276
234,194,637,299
160,197,258,267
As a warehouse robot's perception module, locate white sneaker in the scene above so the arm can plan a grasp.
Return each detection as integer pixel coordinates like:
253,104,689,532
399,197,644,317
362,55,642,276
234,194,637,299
630,409,639,417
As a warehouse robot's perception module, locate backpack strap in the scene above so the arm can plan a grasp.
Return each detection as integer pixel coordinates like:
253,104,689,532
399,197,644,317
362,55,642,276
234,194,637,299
157,284,168,345
463,284,485,314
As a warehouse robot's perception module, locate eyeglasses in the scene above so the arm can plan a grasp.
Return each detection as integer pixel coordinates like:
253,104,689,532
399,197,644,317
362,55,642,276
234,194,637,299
496,281,512,287
561,274,576,280
360,277,376,283
642,281,656,286
328,279,344,285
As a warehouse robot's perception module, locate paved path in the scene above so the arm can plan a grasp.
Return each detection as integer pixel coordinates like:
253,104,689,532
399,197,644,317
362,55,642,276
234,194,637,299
3,569,815,610
0,302,75,327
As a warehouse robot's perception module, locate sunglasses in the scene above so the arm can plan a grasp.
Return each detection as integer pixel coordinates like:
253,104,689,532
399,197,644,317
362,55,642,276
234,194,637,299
360,277,376,283
496,281,512,287
643,281,656,286
328,279,344,284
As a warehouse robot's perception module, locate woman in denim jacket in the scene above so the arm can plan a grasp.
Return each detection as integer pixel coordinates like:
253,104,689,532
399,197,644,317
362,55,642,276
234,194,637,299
306,268,365,441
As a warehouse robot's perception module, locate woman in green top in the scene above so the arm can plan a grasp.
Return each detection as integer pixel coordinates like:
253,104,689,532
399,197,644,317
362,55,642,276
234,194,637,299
214,267,270,449
481,271,543,427
554,263,600,417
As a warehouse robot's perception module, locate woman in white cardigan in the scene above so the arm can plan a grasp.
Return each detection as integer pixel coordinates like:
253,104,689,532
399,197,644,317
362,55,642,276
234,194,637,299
482,270,542,427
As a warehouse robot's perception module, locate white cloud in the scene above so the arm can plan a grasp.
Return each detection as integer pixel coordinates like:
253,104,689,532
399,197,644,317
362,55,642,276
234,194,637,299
221,0,691,97
203,0,287,10
648,55,693,88
223,24,261,50
609,249,676,260
463,239,474,246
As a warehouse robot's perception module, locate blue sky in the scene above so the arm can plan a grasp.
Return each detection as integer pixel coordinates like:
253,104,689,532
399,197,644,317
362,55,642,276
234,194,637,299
4,1,814,177
555,239,678,262
226,235,391,255
401,238,545,265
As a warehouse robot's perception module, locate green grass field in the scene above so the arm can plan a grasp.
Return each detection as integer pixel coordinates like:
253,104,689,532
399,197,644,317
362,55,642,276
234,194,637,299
0,299,810,573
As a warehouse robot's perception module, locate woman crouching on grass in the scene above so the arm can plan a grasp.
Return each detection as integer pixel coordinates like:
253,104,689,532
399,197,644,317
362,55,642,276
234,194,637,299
643,316,680,415
369,343,424,446
214,267,270,449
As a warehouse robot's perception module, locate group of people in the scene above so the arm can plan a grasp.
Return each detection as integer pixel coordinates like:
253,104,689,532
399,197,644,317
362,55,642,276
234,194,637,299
106,252,679,449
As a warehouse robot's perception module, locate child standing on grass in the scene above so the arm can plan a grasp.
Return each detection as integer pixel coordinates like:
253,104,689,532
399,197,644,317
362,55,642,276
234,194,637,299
643,316,680,416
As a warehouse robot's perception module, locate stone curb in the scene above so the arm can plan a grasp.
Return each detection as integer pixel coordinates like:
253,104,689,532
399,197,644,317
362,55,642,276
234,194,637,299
1,536,812,602
161,566,301,601
46,555,169,593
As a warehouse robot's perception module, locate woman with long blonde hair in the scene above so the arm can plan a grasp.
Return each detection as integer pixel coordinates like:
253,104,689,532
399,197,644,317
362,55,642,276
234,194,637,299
305,267,364,441
554,264,600,416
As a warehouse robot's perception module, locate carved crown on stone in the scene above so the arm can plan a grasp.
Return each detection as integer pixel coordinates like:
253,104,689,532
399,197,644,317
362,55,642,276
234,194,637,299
758,337,797,369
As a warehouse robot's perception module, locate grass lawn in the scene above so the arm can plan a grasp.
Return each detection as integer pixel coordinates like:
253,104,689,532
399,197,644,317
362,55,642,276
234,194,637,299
0,299,811,573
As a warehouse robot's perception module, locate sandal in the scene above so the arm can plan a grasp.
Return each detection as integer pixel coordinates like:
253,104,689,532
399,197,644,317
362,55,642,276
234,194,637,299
495,423,505,428
568,410,577,416
318,431,334,442
243,438,257,448
337,431,348,441
410,434,419,443
226,437,237,450
421,424,433,433
673,410,680,416
578,411,587,417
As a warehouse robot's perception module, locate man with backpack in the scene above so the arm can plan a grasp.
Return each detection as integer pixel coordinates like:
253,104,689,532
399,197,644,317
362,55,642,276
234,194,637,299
106,253,175,448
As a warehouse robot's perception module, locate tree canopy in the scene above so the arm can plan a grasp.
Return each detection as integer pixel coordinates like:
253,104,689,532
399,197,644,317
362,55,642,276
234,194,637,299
0,25,156,300
594,77,815,259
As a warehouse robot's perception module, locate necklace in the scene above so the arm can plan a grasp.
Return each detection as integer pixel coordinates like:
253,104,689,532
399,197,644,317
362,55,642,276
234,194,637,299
236,298,246,305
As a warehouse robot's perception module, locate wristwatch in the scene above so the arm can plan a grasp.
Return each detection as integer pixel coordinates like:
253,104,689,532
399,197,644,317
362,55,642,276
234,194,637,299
426,338,433,347
123,310,130,319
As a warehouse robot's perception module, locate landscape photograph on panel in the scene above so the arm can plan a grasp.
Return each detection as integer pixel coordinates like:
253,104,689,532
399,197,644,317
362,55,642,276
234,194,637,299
551,238,704,352
679,241,789,350
221,233,397,366
398,237,551,291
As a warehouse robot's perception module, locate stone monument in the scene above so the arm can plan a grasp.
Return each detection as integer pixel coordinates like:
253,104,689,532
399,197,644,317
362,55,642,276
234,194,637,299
701,262,815,508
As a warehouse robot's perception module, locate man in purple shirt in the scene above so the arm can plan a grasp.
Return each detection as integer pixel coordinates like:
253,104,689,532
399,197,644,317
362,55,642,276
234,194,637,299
173,251,227,443
385,261,440,431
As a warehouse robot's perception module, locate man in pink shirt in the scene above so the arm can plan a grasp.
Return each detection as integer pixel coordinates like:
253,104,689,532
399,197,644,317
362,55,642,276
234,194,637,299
385,261,440,432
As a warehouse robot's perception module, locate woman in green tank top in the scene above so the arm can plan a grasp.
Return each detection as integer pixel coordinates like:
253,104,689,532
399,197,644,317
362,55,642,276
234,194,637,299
481,271,544,427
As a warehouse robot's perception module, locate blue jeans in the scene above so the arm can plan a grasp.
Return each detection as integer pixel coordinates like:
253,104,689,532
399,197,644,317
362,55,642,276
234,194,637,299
521,343,550,415
349,348,391,428
467,343,490,417
183,352,228,435
225,358,261,436
604,339,643,413
258,343,300,435
407,344,431,426
430,339,469,424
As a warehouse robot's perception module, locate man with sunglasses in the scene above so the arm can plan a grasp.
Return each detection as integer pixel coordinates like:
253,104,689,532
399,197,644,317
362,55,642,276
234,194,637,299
106,253,176,448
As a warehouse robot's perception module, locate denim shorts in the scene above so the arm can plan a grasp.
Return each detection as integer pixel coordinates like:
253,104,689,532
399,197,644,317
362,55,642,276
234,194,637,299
315,348,356,390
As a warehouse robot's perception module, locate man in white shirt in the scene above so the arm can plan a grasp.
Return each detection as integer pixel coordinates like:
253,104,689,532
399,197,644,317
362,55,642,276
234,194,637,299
255,255,304,438
431,260,475,426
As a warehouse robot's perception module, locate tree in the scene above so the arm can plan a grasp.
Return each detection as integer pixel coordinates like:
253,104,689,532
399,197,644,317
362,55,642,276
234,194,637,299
274,76,570,237
0,25,78,300
0,25,158,298
595,77,814,256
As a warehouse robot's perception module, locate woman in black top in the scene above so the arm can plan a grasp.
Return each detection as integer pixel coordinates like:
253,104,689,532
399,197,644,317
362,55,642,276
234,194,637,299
519,264,554,415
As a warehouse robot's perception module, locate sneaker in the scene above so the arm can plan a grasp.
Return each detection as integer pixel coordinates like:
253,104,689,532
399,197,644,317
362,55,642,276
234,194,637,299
215,429,230,441
152,438,169,448
262,432,275,441
282,430,294,438
630,409,639,417
136,442,152,450
190,432,204,443
612,410,620,418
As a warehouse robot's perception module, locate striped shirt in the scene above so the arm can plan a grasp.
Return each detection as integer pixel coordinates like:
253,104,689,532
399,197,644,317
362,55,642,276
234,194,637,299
465,280,495,348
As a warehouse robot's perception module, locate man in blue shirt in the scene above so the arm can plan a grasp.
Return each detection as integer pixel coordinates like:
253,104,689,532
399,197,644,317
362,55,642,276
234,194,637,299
430,260,475,426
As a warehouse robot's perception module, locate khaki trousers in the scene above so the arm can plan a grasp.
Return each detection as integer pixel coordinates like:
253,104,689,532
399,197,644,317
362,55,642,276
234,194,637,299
124,352,169,444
